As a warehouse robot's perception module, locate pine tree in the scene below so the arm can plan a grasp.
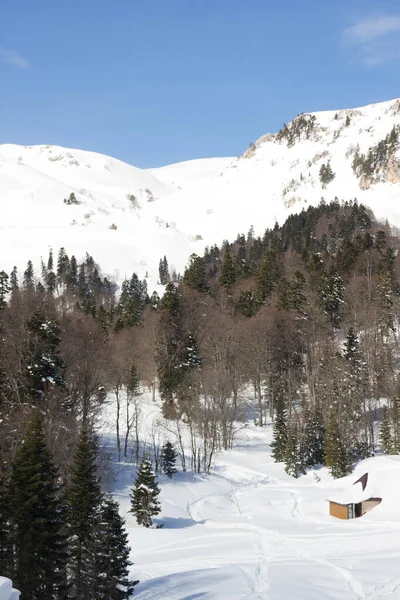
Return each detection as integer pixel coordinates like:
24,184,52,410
23,260,35,290
270,394,288,462
380,406,394,454
0,271,10,310
256,250,280,302
24,312,66,402
9,413,68,600
284,425,306,478
0,473,12,578
219,251,236,289
130,457,161,528
10,266,18,291
96,496,138,599
183,254,208,292
161,441,178,478
67,427,104,600
303,407,325,466
324,414,353,479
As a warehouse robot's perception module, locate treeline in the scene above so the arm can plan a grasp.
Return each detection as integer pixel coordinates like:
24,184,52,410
1,199,400,492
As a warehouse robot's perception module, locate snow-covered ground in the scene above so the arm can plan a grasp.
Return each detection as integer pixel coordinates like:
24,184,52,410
102,394,400,600
0,578,20,600
1,98,400,287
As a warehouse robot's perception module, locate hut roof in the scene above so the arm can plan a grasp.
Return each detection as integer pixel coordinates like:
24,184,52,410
328,472,371,505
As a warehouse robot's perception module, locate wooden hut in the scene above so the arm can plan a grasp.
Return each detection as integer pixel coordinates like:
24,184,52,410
327,473,382,520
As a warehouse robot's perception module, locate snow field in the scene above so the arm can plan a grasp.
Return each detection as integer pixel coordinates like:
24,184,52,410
102,393,400,599
2,98,400,288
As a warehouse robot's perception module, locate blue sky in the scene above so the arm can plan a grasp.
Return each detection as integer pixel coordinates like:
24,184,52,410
1,0,400,167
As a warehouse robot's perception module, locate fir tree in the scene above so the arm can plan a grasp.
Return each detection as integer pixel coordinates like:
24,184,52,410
284,425,306,478
0,473,12,578
0,271,10,310
380,405,394,454
10,266,18,291
67,427,104,600
23,260,35,290
270,394,288,462
219,251,236,289
161,441,178,478
130,457,161,528
183,254,208,292
9,413,68,600
96,496,138,599
324,414,353,479
303,407,325,466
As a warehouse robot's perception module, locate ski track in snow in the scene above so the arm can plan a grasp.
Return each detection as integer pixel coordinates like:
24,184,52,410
109,396,400,600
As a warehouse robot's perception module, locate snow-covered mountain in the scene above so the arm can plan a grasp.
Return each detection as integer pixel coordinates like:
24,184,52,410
1,97,400,285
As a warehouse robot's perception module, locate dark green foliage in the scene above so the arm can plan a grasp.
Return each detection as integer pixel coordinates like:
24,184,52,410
23,260,35,290
161,441,178,478
0,271,10,310
130,457,161,528
25,312,66,402
96,496,138,599
380,406,394,454
319,160,335,187
0,474,12,577
302,407,325,466
67,427,104,600
9,414,68,600
270,394,288,462
256,250,280,302
318,271,344,329
159,256,169,285
276,113,317,147
324,415,353,479
116,273,148,328
235,289,256,317
64,192,79,205
183,254,208,292
10,266,18,290
219,251,236,288
351,126,400,183
345,115,351,127
284,425,306,478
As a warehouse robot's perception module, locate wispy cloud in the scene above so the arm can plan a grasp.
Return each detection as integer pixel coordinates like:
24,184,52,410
342,15,400,66
0,48,30,69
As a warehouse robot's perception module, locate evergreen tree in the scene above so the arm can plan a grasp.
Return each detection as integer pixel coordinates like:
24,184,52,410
380,405,394,454
183,254,208,292
9,266,18,291
23,260,35,290
302,407,325,466
130,457,161,528
67,427,103,600
270,394,288,462
9,413,67,600
284,425,306,478
24,312,66,402
219,251,236,289
0,473,12,577
0,271,10,310
161,441,178,478
324,414,353,478
318,271,344,329
256,250,280,302
96,496,138,599
158,256,169,285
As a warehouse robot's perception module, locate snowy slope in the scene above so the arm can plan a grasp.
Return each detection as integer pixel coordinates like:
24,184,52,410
1,98,400,284
103,393,400,600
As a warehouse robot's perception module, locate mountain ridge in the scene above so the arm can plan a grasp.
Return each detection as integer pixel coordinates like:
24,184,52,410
1,96,400,286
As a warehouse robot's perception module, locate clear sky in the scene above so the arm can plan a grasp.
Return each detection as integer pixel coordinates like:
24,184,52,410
1,0,400,167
